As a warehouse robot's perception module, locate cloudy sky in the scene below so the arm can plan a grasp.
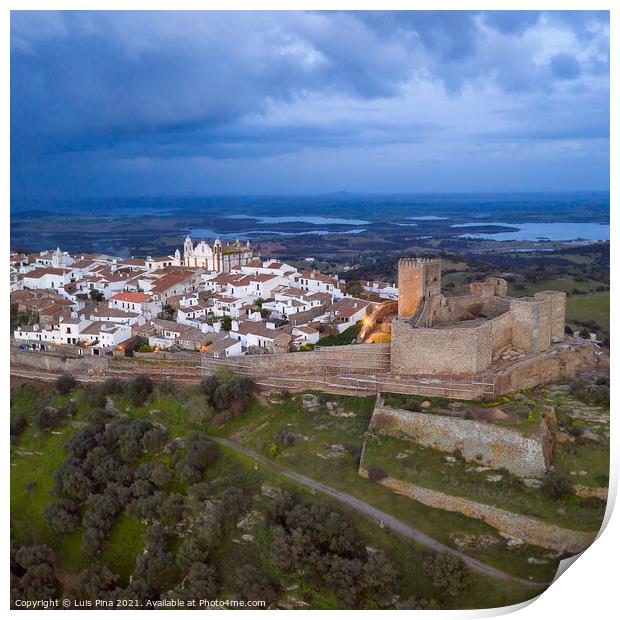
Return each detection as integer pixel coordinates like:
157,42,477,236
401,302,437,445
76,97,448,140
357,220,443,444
11,10,609,200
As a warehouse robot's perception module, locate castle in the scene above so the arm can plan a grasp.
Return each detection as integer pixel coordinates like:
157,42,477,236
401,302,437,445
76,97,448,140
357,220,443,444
391,257,567,377
176,236,256,272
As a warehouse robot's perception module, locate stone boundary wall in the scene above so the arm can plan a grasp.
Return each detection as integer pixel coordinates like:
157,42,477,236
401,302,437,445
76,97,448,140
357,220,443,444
370,400,552,477
493,343,595,395
359,467,597,554
202,343,391,377
11,349,107,373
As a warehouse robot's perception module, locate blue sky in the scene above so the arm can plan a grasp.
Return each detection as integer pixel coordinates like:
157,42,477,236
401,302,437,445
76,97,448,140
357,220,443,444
10,10,609,200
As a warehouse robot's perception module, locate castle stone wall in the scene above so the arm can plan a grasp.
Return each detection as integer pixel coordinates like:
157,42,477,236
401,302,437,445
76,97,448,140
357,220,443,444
535,291,566,341
469,277,508,297
203,343,391,377
494,342,595,395
489,311,513,354
370,401,552,477
390,318,492,376
509,297,552,353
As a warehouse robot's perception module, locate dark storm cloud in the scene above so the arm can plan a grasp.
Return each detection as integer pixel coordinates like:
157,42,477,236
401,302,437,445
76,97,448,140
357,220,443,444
10,10,609,199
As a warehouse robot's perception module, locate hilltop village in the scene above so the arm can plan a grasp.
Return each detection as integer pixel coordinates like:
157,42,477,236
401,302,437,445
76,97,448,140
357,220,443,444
11,236,382,358
11,235,598,402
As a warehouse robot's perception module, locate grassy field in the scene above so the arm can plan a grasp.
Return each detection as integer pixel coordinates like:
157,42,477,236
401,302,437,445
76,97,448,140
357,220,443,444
209,392,562,584
11,382,544,609
362,436,605,533
566,292,610,334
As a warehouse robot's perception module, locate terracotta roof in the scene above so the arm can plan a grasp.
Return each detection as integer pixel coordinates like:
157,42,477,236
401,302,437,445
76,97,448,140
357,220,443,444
297,270,337,285
112,292,151,303
213,295,238,304
330,297,370,319
24,267,68,278
151,273,194,294
72,259,98,269
118,257,146,266
233,321,279,338
205,337,239,356
250,273,280,283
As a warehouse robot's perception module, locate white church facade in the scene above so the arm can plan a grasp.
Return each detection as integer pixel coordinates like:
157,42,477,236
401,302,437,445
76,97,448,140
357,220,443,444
177,236,256,272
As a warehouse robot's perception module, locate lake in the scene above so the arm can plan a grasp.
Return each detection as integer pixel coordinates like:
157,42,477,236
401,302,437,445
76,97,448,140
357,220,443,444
188,228,367,238
224,214,370,225
452,222,610,241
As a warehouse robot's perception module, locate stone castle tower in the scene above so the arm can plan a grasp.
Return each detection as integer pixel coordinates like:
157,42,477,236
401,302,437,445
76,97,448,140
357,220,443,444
397,257,442,318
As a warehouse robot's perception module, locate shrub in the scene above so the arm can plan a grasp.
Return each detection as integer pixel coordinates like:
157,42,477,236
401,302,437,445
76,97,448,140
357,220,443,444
11,543,59,604
10,412,28,439
367,466,387,482
71,564,119,602
102,378,125,396
35,406,66,431
126,375,154,407
199,376,219,401
55,373,76,395
155,380,177,396
45,499,81,533
423,553,469,597
234,564,280,605
84,384,107,408
541,470,575,500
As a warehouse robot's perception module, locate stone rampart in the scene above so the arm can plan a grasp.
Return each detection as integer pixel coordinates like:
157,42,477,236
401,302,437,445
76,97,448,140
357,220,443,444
509,297,552,353
202,343,391,377
534,291,566,341
359,468,597,554
489,311,513,354
391,318,492,376
493,342,595,395
370,400,552,477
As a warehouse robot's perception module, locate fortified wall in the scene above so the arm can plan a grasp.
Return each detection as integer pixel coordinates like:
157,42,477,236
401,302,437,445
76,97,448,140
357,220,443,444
12,256,594,400
391,257,567,377
369,396,555,477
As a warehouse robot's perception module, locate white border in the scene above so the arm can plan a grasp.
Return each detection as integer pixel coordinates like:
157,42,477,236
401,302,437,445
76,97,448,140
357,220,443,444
3,1,615,618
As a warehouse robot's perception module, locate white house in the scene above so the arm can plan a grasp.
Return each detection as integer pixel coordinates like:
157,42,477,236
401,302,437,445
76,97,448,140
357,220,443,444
14,323,61,346
229,319,281,350
23,267,73,291
79,321,132,349
361,280,398,300
290,269,341,297
203,336,243,358
327,298,373,333
110,291,160,316
58,315,93,345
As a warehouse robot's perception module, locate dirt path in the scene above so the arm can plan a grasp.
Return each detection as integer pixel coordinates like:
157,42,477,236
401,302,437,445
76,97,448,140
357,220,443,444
208,435,547,589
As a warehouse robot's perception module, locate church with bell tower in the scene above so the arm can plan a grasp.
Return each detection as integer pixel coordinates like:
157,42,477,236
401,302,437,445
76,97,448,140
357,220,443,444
178,235,256,272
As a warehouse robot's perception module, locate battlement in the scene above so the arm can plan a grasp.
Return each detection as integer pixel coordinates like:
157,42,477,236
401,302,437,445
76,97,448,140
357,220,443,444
398,257,440,266
397,257,441,319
